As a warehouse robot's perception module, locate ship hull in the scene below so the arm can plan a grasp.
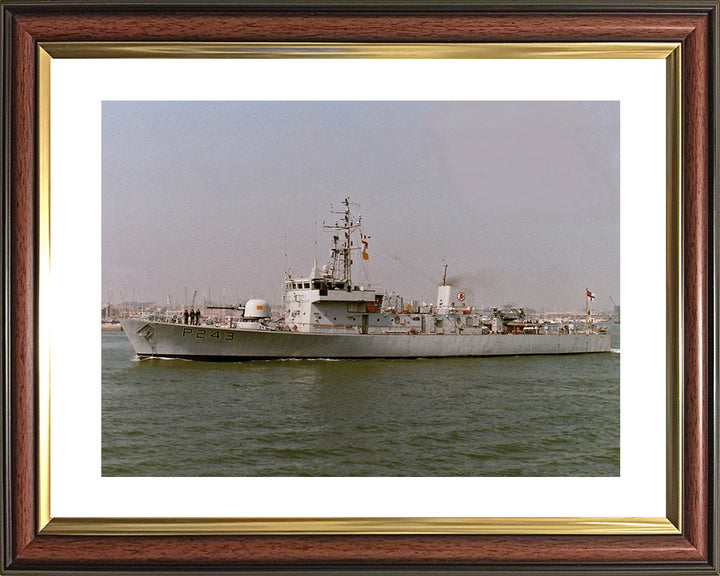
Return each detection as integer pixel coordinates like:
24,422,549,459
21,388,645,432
119,319,612,360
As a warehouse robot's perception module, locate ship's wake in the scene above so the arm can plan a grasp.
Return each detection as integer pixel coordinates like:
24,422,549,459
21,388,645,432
132,355,193,362
275,357,342,362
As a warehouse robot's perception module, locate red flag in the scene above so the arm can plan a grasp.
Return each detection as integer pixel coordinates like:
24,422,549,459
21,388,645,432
586,289,595,301
361,233,369,259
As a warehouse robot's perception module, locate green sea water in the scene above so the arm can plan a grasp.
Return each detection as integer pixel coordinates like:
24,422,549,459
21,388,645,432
102,326,620,477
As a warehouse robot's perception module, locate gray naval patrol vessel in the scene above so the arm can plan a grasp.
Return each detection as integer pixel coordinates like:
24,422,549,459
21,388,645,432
121,198,611,360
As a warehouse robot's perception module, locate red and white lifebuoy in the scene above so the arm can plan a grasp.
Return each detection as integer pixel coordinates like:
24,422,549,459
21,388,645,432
457,292,465,302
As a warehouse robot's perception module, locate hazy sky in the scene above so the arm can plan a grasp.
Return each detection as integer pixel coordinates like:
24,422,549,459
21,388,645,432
102,101,619,312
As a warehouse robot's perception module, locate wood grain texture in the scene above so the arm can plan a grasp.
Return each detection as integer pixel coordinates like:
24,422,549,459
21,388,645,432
4,3,716,573
681,10,710,559
12,12,706,42
10,14,38,562
9,534,707,568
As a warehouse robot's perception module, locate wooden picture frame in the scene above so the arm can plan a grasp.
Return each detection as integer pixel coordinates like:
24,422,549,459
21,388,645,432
2,1,717,573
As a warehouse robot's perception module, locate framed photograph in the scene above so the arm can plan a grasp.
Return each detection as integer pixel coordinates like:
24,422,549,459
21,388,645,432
2,1,717,574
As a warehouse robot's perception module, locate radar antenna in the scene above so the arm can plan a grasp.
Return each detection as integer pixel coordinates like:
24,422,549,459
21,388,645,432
323,197,362,285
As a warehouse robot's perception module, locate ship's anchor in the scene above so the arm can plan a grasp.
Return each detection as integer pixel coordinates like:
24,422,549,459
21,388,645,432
136,324,157,354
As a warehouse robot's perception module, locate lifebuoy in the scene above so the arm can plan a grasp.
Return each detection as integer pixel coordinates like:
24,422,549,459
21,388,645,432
457,292,465,301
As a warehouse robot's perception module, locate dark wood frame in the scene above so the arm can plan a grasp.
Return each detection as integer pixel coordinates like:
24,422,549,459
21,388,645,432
1,1,717,573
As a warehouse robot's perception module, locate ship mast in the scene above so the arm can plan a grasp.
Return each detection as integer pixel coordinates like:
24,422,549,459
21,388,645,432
324,197,361,285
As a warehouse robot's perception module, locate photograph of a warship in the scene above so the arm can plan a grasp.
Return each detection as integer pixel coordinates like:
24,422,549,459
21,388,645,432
121,198,611,360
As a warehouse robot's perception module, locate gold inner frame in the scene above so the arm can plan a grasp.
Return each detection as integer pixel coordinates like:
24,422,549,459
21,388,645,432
36,41,682,536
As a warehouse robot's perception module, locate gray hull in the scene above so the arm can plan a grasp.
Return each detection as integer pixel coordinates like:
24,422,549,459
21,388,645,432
120,319,612,360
